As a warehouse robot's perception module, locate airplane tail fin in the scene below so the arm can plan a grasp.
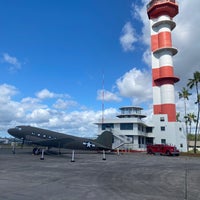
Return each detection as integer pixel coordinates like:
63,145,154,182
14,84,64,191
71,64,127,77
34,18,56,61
95,131,113,150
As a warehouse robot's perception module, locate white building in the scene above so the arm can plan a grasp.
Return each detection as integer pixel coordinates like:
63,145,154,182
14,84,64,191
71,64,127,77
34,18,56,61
95,106,187,152
151,114,187,152
96,106,153,151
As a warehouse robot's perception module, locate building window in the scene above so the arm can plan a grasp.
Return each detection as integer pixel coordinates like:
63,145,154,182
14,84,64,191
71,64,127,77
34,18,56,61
146,127,153,133
161,139,166,144
146,137,154,145
161,126,165,131
160,117,165,122
102,123,114,130
120,123,133,130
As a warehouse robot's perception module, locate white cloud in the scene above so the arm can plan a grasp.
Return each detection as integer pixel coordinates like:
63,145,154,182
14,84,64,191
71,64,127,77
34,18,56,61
0,83,117,138
2,53,21,71
116,68,152,105
26,109,51,123
36,88,70,100
173,0,200,88
97,89,121,102
20,97,47,112
120,22,138,52
21,97,41,105
53,99,78,110
0,84,18,100
0,84,24,123
36,89,55,99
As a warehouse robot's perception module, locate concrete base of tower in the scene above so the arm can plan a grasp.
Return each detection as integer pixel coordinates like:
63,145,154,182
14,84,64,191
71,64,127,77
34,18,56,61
152,114,187,152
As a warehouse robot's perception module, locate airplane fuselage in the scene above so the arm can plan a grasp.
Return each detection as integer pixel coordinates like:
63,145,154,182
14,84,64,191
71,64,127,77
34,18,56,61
8,126,112,151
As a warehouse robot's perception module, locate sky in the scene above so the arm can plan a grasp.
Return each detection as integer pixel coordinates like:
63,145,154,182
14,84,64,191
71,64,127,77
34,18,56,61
0,0,200,137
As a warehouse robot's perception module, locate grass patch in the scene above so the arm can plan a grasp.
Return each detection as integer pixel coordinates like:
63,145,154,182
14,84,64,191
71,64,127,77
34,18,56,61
180,152,200,157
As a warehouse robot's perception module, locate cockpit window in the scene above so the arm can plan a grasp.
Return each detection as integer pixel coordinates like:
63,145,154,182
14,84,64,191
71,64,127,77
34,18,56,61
15,126,22,131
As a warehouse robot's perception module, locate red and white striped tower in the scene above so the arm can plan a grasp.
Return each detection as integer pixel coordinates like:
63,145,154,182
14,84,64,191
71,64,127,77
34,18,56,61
147,0,179,122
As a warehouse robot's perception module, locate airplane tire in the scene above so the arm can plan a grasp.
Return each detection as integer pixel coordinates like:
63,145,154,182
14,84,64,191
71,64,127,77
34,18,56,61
33,148,40,155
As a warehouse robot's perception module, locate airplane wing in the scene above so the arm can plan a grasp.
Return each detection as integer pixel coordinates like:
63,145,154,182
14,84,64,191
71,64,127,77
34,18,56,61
28,135,111,150
28,137,76,149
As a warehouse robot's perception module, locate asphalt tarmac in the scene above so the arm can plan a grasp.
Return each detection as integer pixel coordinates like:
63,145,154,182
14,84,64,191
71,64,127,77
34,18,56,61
0,147,200,200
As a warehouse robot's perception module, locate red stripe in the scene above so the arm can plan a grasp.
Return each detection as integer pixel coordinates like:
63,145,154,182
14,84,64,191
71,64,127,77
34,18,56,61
153,104,176,122
152,66,174,80
151,31,172,52
158,32,172,48
151,34,158,52
152,66,179,86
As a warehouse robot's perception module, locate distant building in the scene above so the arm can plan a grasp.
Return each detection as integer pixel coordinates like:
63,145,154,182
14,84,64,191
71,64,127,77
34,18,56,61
188,141,200,152
0,138,9,144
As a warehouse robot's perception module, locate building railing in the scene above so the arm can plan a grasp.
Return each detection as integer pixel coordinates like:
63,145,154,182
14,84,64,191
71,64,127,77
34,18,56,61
147,0,176,9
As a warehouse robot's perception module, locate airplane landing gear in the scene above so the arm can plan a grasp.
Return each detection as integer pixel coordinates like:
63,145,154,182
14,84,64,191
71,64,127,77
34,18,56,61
32,147,41,155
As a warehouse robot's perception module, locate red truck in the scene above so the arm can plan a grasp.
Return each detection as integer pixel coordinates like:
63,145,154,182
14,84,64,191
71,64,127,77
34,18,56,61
147,144,180,156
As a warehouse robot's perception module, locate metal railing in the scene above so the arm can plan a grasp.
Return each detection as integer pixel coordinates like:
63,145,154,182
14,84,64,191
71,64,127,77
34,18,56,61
147,0,176,9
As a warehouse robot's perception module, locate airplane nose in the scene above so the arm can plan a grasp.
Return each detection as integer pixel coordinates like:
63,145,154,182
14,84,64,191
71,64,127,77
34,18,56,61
8,128,14,135
7,127,24,140
7,128,17,137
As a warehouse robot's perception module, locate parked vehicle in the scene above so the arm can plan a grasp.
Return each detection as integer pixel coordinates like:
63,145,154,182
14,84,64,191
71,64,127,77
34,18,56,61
147,144,179,156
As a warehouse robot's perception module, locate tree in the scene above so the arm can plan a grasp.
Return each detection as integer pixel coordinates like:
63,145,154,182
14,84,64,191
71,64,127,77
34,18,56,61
184,113,197,152
187,71,200,153
178,87,191,118
184,113,197,134
178,87,191,150
176,112,181,122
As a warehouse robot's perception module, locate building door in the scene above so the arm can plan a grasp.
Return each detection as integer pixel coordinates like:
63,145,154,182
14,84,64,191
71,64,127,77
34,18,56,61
138,136,146,148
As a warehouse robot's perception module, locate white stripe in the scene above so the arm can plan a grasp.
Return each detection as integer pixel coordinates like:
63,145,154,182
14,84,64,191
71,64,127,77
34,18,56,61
158,25,171,32
160,84,175,104
159,50,173,66
156,15,171,23
152,54,159,69
153,86,161,104
152,15,176,31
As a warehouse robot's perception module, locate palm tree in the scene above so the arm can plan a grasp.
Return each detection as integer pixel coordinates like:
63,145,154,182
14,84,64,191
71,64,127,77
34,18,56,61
176,112,181,122
178,87,191,136
184,113,196,152
185,113,197,134
187,71,200,153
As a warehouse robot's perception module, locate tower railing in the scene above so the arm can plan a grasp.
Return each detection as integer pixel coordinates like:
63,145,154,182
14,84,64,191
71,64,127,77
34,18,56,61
147,0,176,9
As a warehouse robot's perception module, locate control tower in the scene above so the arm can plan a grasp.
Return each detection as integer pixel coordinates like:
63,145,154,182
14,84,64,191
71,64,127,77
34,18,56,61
147,0,179,122
147,0,187,151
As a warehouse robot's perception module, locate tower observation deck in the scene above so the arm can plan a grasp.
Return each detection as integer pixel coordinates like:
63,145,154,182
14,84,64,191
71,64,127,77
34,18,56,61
147,0,178,19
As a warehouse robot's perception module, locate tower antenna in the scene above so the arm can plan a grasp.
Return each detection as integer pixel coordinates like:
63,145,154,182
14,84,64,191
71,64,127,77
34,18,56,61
102,70,105,124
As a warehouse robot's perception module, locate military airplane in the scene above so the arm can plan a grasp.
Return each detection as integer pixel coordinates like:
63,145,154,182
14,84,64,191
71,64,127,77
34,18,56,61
8,125,113,155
